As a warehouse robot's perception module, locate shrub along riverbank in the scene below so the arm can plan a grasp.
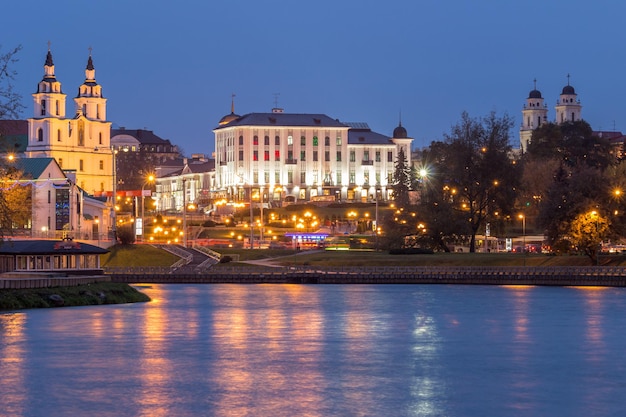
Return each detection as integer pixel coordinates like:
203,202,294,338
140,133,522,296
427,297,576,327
0,282,150,311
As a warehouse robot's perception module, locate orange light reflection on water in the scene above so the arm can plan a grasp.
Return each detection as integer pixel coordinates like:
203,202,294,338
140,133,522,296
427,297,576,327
209,284,326,416
0,313,27,416
136,285,172,417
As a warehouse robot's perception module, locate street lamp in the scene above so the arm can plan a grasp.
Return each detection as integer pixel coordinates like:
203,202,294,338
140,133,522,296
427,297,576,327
94,146,121,242
141,174,155,242
591,210,600,265
375,186,380,250
518,214,526,265
182,177,187,247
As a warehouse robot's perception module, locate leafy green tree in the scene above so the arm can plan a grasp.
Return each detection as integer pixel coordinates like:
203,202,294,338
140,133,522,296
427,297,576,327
0,165,31,239
391,146,411,209
424,111,518,252
528,121,612,169
116,224,136,245
569,211,608,262
527,121,618,248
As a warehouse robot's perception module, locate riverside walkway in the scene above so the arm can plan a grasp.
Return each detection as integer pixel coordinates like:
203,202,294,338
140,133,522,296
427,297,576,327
108,265,626,287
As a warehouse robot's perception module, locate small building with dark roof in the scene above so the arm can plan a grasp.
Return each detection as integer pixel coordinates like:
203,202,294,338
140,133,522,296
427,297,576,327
0,238,108,275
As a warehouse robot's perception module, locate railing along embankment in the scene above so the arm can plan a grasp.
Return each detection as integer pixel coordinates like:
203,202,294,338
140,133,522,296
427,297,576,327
108,265,626,287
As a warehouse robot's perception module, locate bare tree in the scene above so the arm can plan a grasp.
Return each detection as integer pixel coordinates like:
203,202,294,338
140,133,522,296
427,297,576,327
0,44,24,120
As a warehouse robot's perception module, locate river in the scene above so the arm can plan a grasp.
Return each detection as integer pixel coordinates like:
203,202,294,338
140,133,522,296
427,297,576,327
1,284,625,416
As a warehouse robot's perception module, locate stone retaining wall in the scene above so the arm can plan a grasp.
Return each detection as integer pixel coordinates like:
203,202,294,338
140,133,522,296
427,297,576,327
109,266,626,287
0,275,111,290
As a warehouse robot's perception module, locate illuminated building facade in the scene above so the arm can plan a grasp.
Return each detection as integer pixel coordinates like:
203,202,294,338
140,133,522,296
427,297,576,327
25,47,113,196
214,107,413,205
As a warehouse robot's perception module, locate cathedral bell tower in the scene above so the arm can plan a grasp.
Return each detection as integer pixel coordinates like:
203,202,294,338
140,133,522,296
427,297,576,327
520,79,548,153
74,49,107,122
555,74,582,124
29,46,68,148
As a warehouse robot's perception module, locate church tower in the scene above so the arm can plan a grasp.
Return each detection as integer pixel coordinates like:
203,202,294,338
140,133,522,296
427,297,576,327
520,79,548,153
27,48,112,197
555,74,582,124
74,51,107,123
29,47,67,142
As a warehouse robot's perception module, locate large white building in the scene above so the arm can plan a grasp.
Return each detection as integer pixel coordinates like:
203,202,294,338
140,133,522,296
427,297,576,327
213,107,413,205
520,76,582,152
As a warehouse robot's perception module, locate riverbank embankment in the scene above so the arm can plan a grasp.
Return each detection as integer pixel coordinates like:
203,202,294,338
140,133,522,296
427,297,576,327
109,265,626,287
0,281,150,311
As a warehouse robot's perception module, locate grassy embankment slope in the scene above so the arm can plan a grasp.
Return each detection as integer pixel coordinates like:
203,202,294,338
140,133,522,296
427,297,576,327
0,282,150,311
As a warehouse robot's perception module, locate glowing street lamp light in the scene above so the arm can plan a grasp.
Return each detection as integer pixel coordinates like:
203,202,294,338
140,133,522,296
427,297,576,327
140,174,155,242
518,214,526,266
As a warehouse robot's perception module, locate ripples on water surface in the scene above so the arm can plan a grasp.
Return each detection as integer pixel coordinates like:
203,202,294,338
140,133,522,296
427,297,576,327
1,284,626,417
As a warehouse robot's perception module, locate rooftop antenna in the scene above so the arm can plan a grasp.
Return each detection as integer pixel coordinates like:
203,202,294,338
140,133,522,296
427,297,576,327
567,73,571,86
230,93,236,114
273,93,280,108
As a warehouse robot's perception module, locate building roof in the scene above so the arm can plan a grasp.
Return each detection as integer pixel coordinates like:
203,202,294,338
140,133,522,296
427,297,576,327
11,157,62,179
348,129,393,145
214,113,348,129
111,128,172,145
187,160,215,174
562,85,576,95
0,239,108,255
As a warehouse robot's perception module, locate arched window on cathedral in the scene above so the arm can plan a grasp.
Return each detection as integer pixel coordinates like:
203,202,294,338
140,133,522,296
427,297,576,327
57,129,61,142
98,132,102,145
55,100,60,116
41,100,46,116
82,104,87,117
96,104,100,119
37,128,43,142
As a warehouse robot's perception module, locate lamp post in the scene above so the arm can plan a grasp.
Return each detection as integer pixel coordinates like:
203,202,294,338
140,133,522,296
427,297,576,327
260,186,264,244
249,185,254,249
519,214,526,266
182,177,187,247
95,217,100,247
591,210,600,265
141,174,155,242
375,186,380,251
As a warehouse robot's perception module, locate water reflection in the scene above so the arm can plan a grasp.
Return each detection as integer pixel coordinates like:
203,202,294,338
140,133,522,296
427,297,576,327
0,313,27,417
1,284,626,417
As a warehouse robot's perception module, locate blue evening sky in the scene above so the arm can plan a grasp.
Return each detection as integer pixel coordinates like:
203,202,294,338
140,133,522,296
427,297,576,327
4,1,626,156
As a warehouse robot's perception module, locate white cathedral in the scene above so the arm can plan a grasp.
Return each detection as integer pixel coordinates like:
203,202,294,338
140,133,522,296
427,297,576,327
20,47,115,241
519,76,582,153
